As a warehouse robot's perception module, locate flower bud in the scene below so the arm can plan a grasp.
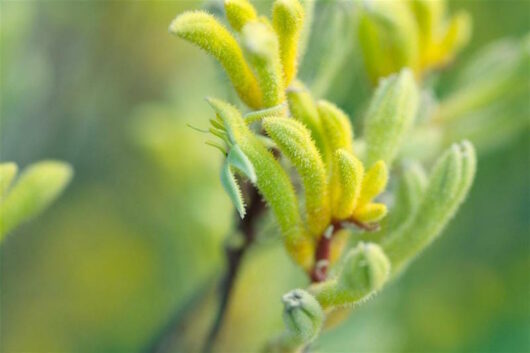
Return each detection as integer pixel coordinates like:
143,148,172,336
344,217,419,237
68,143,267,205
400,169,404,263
282,289,323,342
339,242,390,296
382,141,476,275
311,242,390,309
363,69,419,168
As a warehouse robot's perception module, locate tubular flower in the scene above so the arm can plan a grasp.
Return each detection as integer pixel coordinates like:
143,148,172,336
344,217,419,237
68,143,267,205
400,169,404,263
358,0,471,82
170,0,310,109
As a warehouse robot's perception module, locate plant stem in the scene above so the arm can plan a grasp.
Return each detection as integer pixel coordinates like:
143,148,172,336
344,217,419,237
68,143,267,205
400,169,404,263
144,276,215,353
202,184,266,353
309,219,380,283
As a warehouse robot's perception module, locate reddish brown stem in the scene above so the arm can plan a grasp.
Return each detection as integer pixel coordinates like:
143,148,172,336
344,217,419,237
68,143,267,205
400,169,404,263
309,218,379,283
310,221,343,283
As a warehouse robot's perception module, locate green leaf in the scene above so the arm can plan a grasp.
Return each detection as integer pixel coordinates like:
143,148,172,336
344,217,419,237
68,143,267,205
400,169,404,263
363,69,419,168
220,144,257,218
0,161,73,242
227,144,257,183
169,11,263,108
220,158,246,218
0,162,18,199
436,35,530,124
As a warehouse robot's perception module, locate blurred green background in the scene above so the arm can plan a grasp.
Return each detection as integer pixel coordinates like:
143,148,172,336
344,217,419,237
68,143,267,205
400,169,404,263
1,1,528,352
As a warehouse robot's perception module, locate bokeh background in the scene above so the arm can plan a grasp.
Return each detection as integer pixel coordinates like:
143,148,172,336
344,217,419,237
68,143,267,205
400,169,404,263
1,1,528,352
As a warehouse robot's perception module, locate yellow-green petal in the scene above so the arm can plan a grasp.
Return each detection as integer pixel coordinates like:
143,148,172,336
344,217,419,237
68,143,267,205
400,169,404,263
224,0,258,32
272,0,304,85
263,116,329,236
169,11,263,108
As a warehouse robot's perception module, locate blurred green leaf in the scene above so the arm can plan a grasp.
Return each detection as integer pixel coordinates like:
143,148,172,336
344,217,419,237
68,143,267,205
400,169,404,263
0,161,73,242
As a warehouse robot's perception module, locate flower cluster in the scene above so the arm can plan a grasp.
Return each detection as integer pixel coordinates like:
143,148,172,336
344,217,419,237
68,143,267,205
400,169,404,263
169,0,477,351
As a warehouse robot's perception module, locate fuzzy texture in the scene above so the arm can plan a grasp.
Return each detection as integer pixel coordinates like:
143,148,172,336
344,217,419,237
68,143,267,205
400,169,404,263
169,11,263,108
317,100,353,155
353,203,388,223
387,161,427,232
224,0,258,32
317,100,354,211
265,289,323,353
382,141,476,275
287,82,329,165
331,149,364,220
242,21,286,107
244,103,287,124
282,289,323,342
310,243,390,310
363,69,419,168
272,0,304,86
0,161,73,242
263,117,330,236
355,161,388,208
207,98,313,269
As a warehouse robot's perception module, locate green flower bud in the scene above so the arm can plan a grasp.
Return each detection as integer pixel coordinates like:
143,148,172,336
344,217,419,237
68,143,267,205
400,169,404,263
311,242,390,309
282,289,323,342
382,141,476,275
363,69,419,168
387,160,427,231
340,242,390,292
